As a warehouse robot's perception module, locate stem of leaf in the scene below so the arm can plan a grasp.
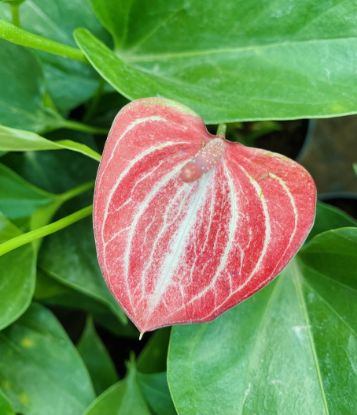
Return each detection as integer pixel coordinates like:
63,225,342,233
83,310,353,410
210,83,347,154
10,5,20,27
83,79,105,122
61,119,107,135
59,181,94,203
0,205,93,257
217,123,227,137
0,20,87,63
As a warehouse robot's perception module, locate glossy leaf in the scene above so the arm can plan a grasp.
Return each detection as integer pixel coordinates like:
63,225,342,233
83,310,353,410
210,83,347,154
0,303,95,415
299,227,357,288
90,0,132,47
93,98,316,332
39,217,127,323
0,39,61,131
0,214,36,330
85,363,151,415
78,317,118,395
0,0,109,113
137,372,177,415
3,143,97,194
0,124,101,161
76,0,357,123
0,163,54,222
308,201,357,240
168,228,357,415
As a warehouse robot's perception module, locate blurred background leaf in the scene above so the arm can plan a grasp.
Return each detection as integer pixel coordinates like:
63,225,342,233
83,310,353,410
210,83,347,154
0,40,62,131
0,390,14,415
0,0,111,114
39,216,127,323
0,303,95,415
0,214,36,330
77,317,118,395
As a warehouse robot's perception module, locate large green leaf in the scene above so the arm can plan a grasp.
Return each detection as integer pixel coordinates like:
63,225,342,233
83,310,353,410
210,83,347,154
0,214,36,330
0,39,61,131
168,228,357,415
78,317,118,395
85,363,151,415
75,0,357,123
0,303,95,415
0,0,109,113
39,217,126,323
0,124,101,161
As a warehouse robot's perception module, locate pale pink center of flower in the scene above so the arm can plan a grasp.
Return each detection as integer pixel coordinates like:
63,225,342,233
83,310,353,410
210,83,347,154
180,138,225,182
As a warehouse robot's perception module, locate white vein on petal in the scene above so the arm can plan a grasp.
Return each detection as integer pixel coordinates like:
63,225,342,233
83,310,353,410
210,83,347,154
101,141,186,273
122,161,187,310
174,162,239,311
144,170,214,322
139,184,191,300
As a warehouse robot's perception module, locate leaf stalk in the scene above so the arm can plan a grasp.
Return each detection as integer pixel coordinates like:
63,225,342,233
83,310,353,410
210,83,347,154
0,205,93,257
0,20,87,63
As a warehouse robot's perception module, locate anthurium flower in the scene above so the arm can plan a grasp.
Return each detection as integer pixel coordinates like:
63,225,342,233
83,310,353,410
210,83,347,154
93,98,316,334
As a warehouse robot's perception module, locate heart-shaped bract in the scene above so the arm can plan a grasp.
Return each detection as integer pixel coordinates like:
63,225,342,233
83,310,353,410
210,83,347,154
93,98,316,333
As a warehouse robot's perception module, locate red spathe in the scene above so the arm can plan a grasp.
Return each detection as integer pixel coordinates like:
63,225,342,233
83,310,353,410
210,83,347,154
93,98,316,333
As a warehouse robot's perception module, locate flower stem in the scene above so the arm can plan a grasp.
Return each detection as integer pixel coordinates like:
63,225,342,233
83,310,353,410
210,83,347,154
0,20,87,63
0,205,93,257
216,123,227,137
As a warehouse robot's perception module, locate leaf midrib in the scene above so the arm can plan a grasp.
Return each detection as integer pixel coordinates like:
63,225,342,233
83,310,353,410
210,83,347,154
122,35,357,63
291,260,330,415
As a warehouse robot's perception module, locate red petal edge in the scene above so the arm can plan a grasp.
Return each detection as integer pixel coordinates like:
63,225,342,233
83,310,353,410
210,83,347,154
93,97,317,333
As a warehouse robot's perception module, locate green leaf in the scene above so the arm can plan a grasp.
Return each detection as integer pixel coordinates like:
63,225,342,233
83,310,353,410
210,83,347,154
3,144,97,194
168,228,357,414
0,163,55,222
78,317,118,395
137,372,177,415
89,0,133,47
0,214,36,330
0,303,95,415
75,0,357,123
137,329,171,373
0,390,14,415
35,270,134,337
353,163,357,176
0,0,109,113
309,201,357,240
0,124,101,161
300,227,357,289
39,216,127,323
93,312,138,338
85,363,151,415
0,39,61,131
34,269,70,300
